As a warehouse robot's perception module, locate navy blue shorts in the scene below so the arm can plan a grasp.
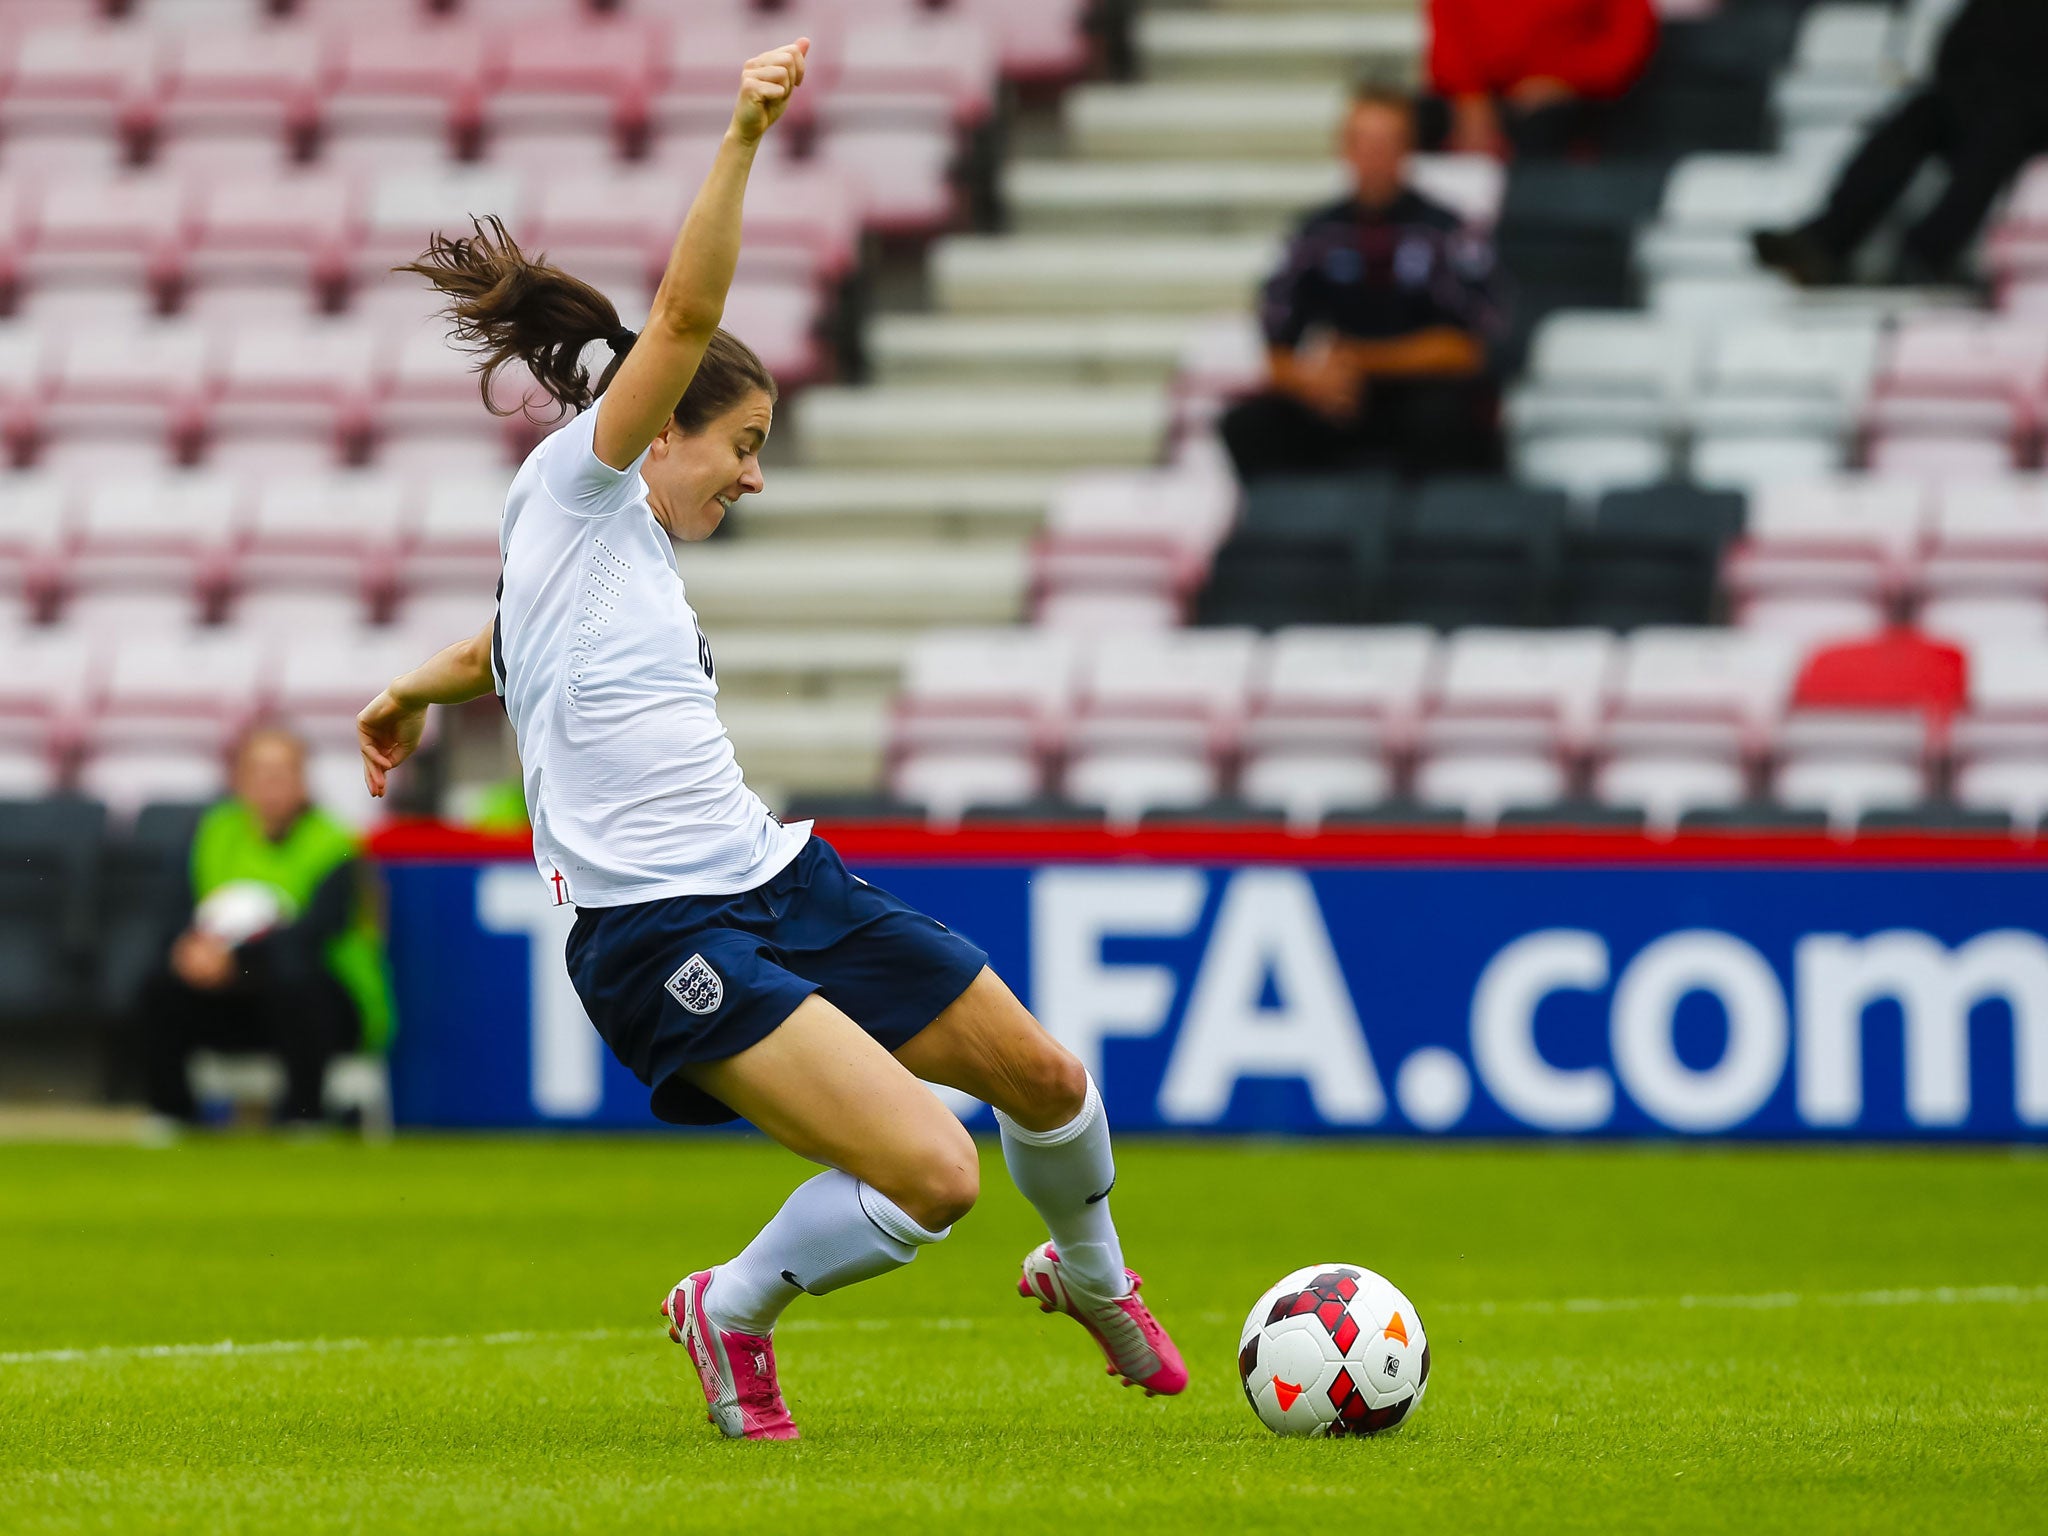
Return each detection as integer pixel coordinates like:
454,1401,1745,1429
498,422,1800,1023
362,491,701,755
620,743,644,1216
565,837,989,1126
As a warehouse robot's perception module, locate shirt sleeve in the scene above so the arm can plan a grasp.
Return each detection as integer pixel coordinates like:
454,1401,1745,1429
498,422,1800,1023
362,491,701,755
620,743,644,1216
1259,229,1320,349
1427,0,1488,97
1555,0,1658,99
533,406,650,520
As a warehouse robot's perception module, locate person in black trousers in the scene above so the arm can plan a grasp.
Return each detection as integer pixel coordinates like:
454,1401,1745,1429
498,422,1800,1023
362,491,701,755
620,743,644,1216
1754,0,2048,287
1222,83,1506,483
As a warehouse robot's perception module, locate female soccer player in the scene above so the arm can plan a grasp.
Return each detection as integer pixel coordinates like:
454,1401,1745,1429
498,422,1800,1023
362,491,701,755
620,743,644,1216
355,41,1185,1440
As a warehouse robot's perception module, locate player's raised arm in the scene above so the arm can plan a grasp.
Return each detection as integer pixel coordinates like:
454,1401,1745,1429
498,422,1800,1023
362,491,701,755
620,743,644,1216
357,621,497,797
592,38,808,472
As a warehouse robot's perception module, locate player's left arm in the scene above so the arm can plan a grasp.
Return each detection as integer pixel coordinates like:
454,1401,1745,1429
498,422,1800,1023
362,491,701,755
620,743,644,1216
357,621,496,797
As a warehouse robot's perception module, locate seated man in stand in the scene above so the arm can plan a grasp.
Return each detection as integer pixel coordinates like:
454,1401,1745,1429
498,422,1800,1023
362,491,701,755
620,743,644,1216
1222,84,1506,484
141,725,393,1126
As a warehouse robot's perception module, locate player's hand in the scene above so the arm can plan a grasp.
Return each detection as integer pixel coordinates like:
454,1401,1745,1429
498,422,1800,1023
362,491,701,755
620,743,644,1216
171,929,236,991
357,687,427,799
731,38,809,143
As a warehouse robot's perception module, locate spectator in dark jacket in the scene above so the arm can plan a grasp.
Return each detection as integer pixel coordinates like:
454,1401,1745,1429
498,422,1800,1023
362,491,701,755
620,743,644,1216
1429,0,1659,158
141,726,393,1125
1754,0,2048,286
1221,85,1506,484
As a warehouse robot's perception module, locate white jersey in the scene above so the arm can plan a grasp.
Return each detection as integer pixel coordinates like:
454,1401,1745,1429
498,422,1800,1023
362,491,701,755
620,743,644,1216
491,407,810,907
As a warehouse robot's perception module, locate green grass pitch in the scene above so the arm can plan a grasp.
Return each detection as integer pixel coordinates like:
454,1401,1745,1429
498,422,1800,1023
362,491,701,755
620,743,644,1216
2,1137,2044,1535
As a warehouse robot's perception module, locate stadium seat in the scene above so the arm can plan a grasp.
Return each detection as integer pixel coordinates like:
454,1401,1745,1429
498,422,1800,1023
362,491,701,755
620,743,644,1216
816,128,958,238
0,794,101,1022
1384,481,1566,629
892,626,1078,759
1791,628,1967,718
323,23,487,146
43,320,213,456
206,318,380,460
93,628,266,748
1921,477,2048,601
356,166,524,280
1918,595,2048,643
1246,626,1437,755
182,172,359,307
817,18,998,132
1063,749,1218,831
1413,752,1568,831
67,467,239,601
1431,628,1617,751
1592,754,1747,833
890,749,1042,828
0,24,161,137
479,18,659,144
399,469,511,593
22,173,188,296
1953,758,2048,833
1069,627,1260,759
76,745,226,822
156,27,323,145
93,796,204,1016
1239,752,1392,832
1775,756,1925,832
238,468,407,592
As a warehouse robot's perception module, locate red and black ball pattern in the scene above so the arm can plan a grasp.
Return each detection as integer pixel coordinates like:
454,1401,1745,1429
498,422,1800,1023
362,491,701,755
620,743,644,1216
1243,1267,1428,1437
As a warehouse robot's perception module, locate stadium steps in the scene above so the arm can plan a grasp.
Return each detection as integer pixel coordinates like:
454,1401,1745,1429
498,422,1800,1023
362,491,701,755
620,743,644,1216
677,542,1028,628
736,469,1058,539
1063,83,1350,161
791,386,1173,468
707,629,919,699
1131,9,1423,82
867,315,1199,385
928,235,1278,314
1003,161,1349,235
719,699,891,803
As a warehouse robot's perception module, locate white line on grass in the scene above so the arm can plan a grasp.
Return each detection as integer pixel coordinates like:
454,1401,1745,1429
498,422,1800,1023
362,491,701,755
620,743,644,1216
3,1284,2043,1369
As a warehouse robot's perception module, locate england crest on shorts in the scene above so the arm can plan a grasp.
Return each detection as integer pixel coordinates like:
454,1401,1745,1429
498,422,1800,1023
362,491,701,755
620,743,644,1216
664,954,724,1015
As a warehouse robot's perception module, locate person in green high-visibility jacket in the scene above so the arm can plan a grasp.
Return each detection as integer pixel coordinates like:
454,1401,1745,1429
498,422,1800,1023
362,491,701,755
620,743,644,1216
141,725,395,1125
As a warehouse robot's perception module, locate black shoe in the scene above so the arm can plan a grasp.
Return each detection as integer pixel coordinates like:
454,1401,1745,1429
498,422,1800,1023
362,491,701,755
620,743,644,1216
1752,226,1846,287
1886,246,1973,290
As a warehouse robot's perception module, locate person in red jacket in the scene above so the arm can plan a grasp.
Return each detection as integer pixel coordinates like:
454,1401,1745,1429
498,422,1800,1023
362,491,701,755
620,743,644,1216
1429,0,1659,158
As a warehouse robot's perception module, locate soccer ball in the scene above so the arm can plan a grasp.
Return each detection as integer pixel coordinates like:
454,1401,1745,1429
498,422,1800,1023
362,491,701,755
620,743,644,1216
1237,1264,1430,1437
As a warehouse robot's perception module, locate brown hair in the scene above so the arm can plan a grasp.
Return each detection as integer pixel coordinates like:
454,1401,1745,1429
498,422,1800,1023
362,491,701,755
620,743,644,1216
395,215,778,430
1348,79,1416,119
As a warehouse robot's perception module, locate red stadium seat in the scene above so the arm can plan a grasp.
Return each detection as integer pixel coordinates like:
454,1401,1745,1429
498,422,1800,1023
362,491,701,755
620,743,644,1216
1792,627,1967,720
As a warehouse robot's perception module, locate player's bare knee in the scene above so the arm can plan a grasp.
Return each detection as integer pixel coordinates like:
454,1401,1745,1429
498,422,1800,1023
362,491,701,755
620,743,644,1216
1001,1036,1088,1131
897,1148,978,1232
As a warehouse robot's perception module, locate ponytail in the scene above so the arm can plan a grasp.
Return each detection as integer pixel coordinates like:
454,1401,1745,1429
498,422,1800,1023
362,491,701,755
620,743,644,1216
398,216,780,430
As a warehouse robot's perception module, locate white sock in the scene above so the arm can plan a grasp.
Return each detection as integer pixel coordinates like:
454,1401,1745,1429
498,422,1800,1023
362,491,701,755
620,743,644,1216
702,1170,949,1336
996,1073,1128,1297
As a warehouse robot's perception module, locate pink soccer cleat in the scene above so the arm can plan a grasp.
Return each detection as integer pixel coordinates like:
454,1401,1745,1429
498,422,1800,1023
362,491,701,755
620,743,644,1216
1017,1243,1189,1397
661,1269,800,1441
